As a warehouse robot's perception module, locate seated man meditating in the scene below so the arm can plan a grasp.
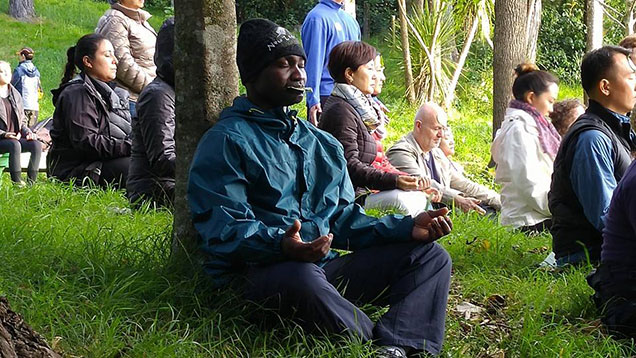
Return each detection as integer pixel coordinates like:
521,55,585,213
188,19,453,358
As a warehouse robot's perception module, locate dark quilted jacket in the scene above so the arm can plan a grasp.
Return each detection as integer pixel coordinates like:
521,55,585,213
319,95,398,191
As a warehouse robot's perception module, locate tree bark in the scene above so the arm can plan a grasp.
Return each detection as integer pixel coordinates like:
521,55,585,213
586,0,604,52
492,0,532,139
8,0,34,20
172,0,239,260
525,0,542,62
343,0,356,18
626,0,636,35
0,297,60,358
398,0,416,104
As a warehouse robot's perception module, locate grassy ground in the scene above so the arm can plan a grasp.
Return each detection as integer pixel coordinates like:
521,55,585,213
2,1,635,357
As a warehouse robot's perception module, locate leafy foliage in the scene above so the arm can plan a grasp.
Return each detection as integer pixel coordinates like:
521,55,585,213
234,0,315,31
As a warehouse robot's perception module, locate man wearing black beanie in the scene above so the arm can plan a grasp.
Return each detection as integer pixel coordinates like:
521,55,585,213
188,18,453,358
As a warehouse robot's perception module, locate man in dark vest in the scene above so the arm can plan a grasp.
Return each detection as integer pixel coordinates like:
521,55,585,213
549,46,636,267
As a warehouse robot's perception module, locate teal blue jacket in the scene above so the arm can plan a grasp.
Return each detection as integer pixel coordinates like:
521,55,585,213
188,96,414,286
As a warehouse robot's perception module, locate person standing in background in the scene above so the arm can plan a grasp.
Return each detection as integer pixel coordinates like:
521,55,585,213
301,0,360,125
96,0,157,118
11,47,41,127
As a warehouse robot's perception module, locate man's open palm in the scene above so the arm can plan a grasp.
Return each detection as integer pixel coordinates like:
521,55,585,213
281,219,333,262
412,208,453,243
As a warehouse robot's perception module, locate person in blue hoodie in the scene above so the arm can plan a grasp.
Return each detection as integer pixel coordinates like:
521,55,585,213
188,19,453,358
11,47,42,127
301,0,360,125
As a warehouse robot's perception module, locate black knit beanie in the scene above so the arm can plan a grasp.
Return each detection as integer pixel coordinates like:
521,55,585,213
237,19,307,84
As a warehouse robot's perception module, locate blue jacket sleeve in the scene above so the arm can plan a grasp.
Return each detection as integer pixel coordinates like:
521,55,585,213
301,18,327,108
570,130,616,231
328,162,414,250
188,131,285,265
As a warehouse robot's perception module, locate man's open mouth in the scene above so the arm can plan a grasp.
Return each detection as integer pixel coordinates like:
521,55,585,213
287,86,310,93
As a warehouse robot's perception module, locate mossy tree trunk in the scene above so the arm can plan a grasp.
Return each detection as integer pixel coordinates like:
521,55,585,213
492,0,534,139
172,0,239,261
8,0,34,20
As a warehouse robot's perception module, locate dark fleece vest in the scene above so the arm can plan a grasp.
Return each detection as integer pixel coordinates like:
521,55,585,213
548,100,635,259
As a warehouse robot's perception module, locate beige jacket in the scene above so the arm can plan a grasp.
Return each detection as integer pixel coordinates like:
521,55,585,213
387,132,501,208
96,3,157,100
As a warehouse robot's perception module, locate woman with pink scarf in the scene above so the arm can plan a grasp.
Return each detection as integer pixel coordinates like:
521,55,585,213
491,64,561,233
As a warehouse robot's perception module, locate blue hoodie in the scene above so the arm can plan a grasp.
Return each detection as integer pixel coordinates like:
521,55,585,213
11,60,41,111
188,96,414,286
301,0,360,108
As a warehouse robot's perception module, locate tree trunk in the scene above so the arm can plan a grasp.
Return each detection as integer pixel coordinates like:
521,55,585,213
8,0,34,20
525,0,541,62
492,0,533,140
398,0,416,104
344,0,356,18
172,0,239,260
445,13,479,109
363,1,370,40
626,0,635,35
585,0,603,52
0,297,60,358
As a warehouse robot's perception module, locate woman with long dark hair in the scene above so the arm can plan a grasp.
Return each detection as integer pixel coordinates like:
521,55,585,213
48,33,132,188
492,63,561,233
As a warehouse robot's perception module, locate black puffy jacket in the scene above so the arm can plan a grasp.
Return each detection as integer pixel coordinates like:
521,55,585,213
48,73,131,183
319,95,398,191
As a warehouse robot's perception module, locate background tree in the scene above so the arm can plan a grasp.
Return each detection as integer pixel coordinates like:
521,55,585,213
491,0,540,138
9,0,35,20
172,0,239,259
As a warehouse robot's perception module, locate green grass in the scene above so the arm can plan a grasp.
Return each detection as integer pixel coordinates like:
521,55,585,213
1,1,634,357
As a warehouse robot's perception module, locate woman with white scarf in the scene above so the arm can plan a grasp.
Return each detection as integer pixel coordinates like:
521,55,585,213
319,41,437,216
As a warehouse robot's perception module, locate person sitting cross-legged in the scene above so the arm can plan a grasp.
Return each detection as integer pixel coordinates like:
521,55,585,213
549,46,636,267
319,41,437,216
387,103,499,215
188,19,453,358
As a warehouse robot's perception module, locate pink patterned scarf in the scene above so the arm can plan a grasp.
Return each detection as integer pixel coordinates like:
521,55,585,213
509,99,561,159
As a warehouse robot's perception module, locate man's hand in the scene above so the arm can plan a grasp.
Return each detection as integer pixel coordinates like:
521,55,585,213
281,219,333,262
454,196,486,215
25,132,37,141
424,187,442,203
308,103,322,126
411,207,453,243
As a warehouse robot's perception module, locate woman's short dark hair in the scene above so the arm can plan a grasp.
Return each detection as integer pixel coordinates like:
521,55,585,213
581,45,633,95
550,99,583,135
512,63,559,101
61,33,108,85
328,41,377,83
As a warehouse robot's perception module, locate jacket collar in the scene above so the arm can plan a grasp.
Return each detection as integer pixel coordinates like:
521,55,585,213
587,100,633,142
319,0,344,10
405,131,428,158
112,3,151,23
221,96,296,133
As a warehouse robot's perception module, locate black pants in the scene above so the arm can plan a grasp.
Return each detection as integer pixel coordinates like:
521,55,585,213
98,157,130,189
0,138,41,183
520,219,552,235
588,263,636,338
244,242,452,355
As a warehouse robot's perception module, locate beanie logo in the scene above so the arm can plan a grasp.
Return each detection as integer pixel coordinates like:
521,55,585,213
266,27,295,52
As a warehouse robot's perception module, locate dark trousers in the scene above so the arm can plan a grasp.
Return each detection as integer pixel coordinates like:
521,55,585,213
520,219,552,235
0,138,41,183
244,241,452,355
98,157,130,189
588,263,636,338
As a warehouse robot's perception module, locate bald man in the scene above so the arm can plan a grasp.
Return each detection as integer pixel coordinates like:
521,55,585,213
387,103,500,214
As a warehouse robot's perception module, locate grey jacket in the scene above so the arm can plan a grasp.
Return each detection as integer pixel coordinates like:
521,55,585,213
387,132,501,208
